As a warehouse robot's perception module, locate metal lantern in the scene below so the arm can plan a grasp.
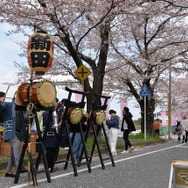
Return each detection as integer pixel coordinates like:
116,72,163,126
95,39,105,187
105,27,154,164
28,30,54,75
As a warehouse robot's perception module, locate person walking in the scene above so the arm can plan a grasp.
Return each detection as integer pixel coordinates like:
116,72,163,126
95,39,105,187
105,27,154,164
106,109,120,156
176,121,183,142
182,129,186,143
121,107,136,153
181,116,188,143
0,91,27,178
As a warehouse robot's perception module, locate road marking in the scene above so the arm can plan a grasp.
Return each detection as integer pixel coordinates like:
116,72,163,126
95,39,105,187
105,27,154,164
178,145,188,149
10,143,184,188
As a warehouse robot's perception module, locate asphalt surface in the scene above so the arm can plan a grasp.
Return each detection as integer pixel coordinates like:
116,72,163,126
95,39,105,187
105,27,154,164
1,136,187,188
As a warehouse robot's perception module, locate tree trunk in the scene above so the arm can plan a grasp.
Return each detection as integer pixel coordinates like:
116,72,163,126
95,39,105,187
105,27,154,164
84,69,106,113
83,22,110,113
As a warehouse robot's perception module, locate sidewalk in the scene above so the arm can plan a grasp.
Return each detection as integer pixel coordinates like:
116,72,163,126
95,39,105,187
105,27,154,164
160,132,178,140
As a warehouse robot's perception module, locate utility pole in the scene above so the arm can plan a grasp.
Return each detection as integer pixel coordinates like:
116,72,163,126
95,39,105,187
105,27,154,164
168,62,171,140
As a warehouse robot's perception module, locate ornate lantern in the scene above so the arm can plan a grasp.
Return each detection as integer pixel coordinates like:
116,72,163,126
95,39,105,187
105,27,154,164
28,30,54,75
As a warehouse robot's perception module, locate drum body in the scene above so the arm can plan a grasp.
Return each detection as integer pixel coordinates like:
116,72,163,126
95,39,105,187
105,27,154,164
17,80,56,107
67,107,82,124
14,90,24,106
92,110,106,125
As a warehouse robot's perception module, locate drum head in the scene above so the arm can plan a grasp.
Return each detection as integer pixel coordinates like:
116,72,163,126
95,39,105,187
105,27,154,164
69,108,82,124
95,110,106,125
37,80,56,107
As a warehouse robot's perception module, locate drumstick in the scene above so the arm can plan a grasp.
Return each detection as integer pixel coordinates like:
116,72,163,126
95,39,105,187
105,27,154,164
5,84,10,96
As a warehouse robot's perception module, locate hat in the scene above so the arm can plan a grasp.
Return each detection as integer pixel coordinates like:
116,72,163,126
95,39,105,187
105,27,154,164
109,109,116,114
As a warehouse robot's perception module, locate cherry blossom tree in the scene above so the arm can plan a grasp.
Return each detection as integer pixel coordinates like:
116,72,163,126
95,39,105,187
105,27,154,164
1,0,188,133
104,0,188,132
0,0,127,111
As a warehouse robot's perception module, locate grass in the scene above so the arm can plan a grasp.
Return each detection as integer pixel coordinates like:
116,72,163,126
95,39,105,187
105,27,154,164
130,132,161,139
117,132,165,150
0,155,9,176
88,132,165,153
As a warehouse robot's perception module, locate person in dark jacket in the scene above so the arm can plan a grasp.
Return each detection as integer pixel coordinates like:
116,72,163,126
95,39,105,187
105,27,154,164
106,109,120,156
121,107,136,153
43,98,62,173
58,98,69,149
0,91,27,178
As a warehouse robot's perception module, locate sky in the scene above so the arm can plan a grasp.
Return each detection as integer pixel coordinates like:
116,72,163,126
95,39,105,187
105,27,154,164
0,23,142,120
0,23,23,94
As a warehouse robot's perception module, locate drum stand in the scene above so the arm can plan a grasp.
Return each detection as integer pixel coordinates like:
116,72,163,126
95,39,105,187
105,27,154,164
14,106,51,186
88,94,115,169
61,87,91,176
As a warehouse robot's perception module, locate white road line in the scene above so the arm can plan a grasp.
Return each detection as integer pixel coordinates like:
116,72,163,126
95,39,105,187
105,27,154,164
177,145,188,149
10,143,184,188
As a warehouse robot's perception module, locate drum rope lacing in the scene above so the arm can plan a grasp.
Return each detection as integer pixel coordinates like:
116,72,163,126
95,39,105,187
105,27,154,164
26,103,37,118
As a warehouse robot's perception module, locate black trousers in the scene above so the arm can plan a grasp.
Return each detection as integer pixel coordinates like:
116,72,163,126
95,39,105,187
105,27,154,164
154,129,160,137
123,130,132,151
46,146,59,169
185,131,188,143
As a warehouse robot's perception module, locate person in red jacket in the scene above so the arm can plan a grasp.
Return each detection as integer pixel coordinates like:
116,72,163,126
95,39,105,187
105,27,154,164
153,119,160,137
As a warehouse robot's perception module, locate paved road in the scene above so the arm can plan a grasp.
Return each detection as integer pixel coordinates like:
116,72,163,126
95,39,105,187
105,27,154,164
1,138,187,188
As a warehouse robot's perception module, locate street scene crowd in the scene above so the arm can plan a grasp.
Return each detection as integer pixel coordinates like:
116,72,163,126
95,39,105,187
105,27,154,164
0,90,138,179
